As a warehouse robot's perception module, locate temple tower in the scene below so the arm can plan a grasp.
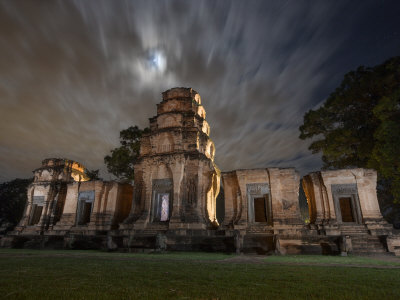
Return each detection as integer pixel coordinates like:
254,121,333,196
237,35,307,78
122,87,220,235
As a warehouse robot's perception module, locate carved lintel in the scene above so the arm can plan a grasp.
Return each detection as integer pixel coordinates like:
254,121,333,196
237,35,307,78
331,184,357,196
246,183,269,196
152,179,173,191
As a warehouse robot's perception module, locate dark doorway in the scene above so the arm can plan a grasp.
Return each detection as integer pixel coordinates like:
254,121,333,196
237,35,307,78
78,201,93,225
29,205,43,225
339,197,354,222
77,190,95,226
254,197,268,223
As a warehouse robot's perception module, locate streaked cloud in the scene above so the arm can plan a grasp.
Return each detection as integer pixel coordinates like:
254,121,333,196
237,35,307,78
0,0,399,181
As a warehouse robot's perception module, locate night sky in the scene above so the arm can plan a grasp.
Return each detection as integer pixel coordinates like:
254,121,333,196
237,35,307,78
1,0,399,182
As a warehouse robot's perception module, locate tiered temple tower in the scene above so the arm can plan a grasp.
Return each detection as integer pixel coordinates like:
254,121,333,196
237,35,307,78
121,87,220,241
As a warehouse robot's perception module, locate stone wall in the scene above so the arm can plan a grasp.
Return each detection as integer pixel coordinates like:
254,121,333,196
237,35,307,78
54,181,133,233
9,158,133,241
222,168,303,231
302,169,392,236
302,168,396,255
3,88,399,255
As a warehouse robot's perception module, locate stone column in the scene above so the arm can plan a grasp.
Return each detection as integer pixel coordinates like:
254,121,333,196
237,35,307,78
88,181,105,229
353,169,391,235
169,160,185,225
103,183,119,228
354,169,382,220
221,172,239,227
236,171,248,226
38,185,52,229
53,182,79,230
17,185,35,229
133,164,154,228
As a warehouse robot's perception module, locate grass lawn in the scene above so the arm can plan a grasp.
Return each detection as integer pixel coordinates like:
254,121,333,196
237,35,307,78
264,254,400,266
0,249,399,299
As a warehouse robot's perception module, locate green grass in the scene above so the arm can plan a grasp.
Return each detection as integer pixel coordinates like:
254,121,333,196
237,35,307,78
264,254,400,266
0,250,399,299
0,248,232,261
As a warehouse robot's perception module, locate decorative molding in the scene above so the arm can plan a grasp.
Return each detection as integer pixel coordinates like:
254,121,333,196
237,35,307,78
78,190,95,202
246,183,269,196
331,184,357,195
32,196,45,205
152,179,173,191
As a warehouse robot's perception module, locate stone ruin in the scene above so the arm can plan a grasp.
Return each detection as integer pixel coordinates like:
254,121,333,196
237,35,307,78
2,87,400,255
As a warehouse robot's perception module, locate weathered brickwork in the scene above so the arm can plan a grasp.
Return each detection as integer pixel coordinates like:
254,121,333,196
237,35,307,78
2,88,399,255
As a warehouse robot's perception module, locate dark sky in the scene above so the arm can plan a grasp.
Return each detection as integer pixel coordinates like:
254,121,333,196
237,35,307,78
0,0,399,182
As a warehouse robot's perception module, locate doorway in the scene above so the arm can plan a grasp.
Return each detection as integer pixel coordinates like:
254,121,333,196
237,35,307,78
339,197,355,222
254,197,268,223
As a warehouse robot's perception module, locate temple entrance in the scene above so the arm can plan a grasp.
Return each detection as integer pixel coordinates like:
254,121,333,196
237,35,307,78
153,193,170,222
339,197,355,222
151,179,173,223
247,183,272,225
331,184,362,224
78,202,92,225
77,191,94,225
254,197,268,223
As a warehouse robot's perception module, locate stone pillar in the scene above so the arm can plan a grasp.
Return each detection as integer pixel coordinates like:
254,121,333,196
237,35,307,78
53,182,79,230
37,185,52,230
354,169,382,220
236,171,249,226
303,171,340,235
15,185,34,230
205,168,220,227
169,160,185,226
221,171,240,228
268,168,284,227
132,164,154,228
88,181,105,229
103,183,118,228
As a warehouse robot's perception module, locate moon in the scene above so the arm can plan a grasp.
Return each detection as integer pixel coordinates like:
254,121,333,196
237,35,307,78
148,50,166,73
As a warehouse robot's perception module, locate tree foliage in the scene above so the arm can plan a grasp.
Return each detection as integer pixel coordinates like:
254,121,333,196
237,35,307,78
85,169,101,181
0,178,32,230
299,56,400,202
104,126,148,182
370,90,400,202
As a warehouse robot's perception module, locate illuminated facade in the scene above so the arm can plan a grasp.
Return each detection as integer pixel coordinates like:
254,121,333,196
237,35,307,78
119,87,221,250
14,158,89,234
10,158,133,243
2,88,399,256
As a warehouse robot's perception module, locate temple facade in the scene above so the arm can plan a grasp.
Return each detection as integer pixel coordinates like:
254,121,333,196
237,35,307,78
2,87,399,255
118,87,222,250
14,158,90,235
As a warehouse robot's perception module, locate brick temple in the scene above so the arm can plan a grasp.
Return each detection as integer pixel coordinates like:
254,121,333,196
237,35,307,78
2,87,399,255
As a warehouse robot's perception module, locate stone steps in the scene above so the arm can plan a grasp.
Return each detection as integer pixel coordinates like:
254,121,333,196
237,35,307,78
350,236,387,253
246,225,274,235
340,224,369,236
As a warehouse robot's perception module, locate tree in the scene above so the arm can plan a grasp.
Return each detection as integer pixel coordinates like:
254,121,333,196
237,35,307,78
104,126,148,182
0,178,33,230
299,56,400,203
370,90,400,203
85,169,101,181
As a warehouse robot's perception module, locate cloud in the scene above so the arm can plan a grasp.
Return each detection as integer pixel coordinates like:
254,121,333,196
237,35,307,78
0,0,399,181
